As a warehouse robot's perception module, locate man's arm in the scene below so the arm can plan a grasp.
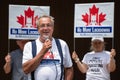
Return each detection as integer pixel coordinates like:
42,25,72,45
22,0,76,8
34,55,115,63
3,54,11,74
108,56,116,72
108,49,116,72
75,60,88,73
72,51,88,73
64,67,73,80
23,39,52,74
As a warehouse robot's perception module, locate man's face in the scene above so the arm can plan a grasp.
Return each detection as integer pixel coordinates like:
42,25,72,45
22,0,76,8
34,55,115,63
37,17,54,40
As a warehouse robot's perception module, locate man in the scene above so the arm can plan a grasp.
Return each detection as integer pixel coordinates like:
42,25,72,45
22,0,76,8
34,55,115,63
3,40,29,80
22,15,73,80
72,37,116,80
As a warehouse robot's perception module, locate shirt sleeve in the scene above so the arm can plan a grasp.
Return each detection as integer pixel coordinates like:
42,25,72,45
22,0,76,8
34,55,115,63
82,53,88,64
105,51,111,64
60,39,73,67
22,42,33,64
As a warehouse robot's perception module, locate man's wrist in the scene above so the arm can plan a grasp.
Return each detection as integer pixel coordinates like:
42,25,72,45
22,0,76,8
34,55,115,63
75,58,79,63
110,55,114,59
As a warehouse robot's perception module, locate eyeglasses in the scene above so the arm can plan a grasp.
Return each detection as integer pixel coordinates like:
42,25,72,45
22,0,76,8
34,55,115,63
39,23,53,28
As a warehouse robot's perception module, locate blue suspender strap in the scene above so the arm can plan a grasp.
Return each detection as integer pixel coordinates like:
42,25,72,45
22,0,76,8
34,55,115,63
55,39,64,80
31,41,36,80
31,41,36,58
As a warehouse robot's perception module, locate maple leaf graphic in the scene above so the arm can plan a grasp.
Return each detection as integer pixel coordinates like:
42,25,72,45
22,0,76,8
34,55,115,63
25,7,34,17
43,51,54,59
89,5,99,15
17,15,25,27
82,13,89,23
99,12,106,25
82,4,106,26
17,7,38,28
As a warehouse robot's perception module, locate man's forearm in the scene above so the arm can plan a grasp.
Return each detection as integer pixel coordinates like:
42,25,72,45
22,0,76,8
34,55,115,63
23,49,46,74
3,62,11,74
23,58,41,74
108,56,116,72
65,67,73,80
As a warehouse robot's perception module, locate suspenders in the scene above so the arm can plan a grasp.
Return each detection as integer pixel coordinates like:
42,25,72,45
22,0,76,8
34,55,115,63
31,41,36,80
31,39,63,80
55,39,64,80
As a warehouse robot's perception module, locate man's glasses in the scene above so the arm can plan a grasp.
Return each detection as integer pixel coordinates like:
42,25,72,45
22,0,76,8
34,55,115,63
39,23,53,28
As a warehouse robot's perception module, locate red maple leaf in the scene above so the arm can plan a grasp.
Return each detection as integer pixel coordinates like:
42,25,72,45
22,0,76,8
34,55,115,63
43,51,54,59
82,13,89,26
89,5,99,15
25,7,34,17
17,7,38,28
82,4,106,26
99,12,106,25
17,15,25,27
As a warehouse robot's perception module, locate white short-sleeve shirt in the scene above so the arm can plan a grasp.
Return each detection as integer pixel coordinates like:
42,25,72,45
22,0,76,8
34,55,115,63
22,38,73,80
82,51,111,80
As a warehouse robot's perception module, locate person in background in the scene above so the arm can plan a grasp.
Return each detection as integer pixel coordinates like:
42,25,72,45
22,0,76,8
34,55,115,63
3,40,29,80
72,37,116,80
22,15,73,80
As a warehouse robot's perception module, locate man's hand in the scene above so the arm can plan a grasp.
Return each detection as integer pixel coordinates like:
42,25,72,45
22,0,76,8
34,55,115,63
110,49,116,58
43,39,52,51
72,51,79,62
5,54,11,63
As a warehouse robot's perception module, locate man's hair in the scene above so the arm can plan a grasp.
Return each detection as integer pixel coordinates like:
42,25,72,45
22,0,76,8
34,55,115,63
36,15,54,28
